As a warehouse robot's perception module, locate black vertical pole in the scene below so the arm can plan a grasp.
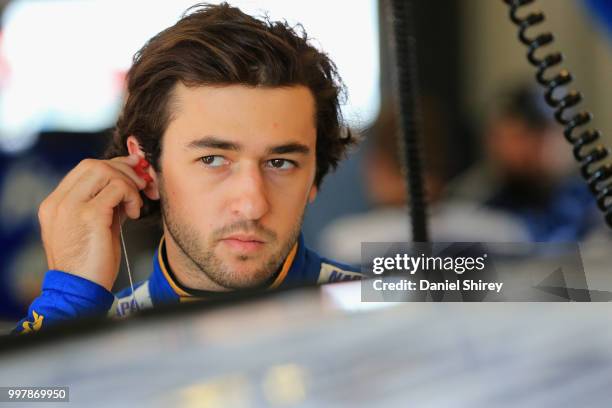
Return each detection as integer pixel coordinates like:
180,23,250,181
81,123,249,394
389,0,429,242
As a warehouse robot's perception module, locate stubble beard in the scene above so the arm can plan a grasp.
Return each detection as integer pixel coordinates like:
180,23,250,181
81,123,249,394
159,181,303,290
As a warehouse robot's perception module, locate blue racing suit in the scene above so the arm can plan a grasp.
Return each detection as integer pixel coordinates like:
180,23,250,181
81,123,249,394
14,233,361,334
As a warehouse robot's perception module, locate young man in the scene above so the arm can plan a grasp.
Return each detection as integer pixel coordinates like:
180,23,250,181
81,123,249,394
15,3,361,334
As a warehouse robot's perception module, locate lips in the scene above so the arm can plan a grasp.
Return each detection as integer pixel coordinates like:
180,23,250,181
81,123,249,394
220,234,266,252
223,234,265,243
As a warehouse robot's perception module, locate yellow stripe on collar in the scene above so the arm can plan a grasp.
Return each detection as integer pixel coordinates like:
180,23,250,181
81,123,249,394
157,236,297,300
268,243,297,290
157,236,191,298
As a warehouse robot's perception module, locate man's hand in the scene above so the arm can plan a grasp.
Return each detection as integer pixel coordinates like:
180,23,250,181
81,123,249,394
37,155,149,291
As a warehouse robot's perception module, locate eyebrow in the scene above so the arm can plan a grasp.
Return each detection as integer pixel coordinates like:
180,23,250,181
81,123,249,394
186,136,239,151
267,143,310,155
185,136,311,155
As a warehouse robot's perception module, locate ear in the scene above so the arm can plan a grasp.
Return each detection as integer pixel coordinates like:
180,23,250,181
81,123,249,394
308,183,318,203
127,136,160,201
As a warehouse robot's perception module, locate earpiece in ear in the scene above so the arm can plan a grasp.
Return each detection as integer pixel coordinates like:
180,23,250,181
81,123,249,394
133,158,153,183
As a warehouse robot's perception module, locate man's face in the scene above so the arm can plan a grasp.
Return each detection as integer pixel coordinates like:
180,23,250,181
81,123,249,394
155,84,318,290
486,116,570,181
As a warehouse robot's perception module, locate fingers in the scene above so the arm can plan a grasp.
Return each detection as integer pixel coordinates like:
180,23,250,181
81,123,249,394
40,155,151,228
87,178,144,221
108,157,150,190
62,163,140,208
50,155,142,204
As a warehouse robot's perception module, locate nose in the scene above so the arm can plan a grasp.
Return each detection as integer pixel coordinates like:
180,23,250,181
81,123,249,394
229,162,270,221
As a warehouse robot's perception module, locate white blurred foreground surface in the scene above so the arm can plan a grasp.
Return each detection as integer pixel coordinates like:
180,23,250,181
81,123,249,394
1,284,612,407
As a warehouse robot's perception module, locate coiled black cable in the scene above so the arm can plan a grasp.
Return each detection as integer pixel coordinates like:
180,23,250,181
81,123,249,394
504,0,612,228
389,0,429,242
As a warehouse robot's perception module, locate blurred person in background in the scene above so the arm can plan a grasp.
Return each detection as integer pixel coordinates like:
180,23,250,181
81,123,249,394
13,3,362,335
448,83,599,242
321,98,528,265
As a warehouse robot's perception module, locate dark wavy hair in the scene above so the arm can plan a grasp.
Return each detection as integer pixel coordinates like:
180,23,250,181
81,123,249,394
104,2,356,221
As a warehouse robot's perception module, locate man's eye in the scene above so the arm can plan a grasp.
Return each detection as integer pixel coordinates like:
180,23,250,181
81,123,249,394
200,155,228,168
267,159,296,170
